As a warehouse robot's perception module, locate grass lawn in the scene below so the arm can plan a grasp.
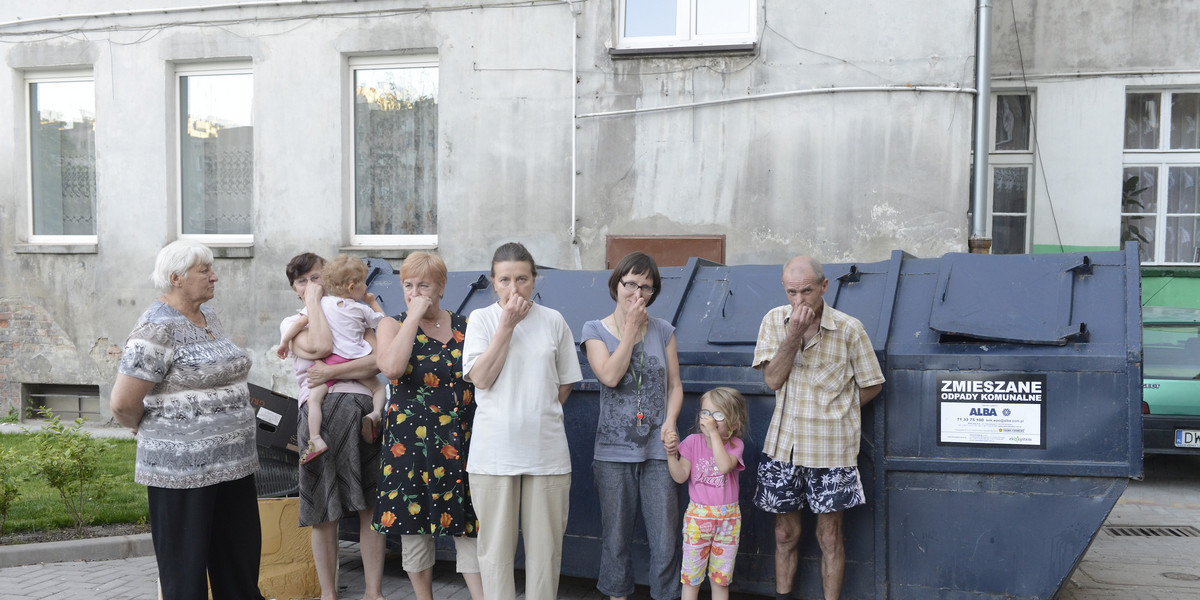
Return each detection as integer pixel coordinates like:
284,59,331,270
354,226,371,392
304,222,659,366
1,432,147,535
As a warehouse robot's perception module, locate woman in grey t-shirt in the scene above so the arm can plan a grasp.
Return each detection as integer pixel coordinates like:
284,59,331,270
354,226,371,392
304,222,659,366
111,240,264,600
580,251,684,600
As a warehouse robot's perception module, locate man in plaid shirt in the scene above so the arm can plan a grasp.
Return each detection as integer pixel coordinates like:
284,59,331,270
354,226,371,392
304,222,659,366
751,256,884,600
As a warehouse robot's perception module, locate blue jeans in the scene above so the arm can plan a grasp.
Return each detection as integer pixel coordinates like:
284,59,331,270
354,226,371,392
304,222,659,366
593,460,682,600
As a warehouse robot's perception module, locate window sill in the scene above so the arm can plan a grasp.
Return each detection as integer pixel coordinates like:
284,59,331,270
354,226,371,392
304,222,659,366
14,243,98,254
1142,265,1200,277
609,42,757,58
208,245,254,259
340,246,435,260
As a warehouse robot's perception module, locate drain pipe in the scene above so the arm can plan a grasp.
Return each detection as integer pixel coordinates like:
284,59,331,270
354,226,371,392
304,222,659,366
969,0,993,254
562,0,582,268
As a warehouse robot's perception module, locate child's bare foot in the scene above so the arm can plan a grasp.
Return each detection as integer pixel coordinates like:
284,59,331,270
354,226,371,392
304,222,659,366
301,437,328,464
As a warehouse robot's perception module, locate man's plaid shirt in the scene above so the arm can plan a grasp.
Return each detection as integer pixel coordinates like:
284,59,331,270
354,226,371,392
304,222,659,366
753,302,885,468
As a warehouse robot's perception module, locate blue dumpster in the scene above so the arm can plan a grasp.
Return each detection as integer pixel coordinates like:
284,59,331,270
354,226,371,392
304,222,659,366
359,242,1142,600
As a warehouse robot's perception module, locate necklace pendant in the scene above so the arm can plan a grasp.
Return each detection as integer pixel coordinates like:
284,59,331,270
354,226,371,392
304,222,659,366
634,416,650,436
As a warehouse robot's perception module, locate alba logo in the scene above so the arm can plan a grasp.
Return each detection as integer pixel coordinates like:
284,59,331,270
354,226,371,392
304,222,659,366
969,407,998,416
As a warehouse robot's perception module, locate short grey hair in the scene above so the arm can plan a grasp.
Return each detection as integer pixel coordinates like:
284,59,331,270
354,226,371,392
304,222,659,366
783,256,826,283
151,240,214,292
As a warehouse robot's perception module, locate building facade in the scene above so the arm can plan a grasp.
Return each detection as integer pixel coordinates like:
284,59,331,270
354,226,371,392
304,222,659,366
989,0,1200,306
8,0,1191,418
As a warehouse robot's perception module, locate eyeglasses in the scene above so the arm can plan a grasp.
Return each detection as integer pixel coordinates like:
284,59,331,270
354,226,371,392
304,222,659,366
294,274,320,286
699,409,725,422
620,280,656,295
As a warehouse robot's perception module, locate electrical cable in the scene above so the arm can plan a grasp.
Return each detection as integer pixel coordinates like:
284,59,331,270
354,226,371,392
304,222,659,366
1008,0,1065,253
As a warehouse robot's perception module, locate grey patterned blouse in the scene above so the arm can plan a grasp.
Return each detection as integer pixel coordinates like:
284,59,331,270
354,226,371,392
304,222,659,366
580,316,675,462
118,301,257,489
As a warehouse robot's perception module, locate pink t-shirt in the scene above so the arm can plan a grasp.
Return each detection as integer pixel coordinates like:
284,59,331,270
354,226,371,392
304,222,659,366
679,433,745,506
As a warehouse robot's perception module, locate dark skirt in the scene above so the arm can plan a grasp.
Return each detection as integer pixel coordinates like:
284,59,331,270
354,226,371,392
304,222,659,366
298,392,380,527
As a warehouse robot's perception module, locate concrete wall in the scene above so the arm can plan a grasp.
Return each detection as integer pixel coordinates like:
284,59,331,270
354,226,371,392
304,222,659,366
0,0,977,416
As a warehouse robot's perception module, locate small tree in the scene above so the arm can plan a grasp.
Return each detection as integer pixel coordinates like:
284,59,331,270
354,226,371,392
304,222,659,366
23,411,114,536
0,447,21,535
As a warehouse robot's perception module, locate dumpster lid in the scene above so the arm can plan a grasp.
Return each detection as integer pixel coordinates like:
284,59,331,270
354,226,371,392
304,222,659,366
929,253,1092,345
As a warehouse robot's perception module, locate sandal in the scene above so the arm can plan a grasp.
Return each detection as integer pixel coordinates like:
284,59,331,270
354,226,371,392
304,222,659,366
360,414,379,444
300,438,328,465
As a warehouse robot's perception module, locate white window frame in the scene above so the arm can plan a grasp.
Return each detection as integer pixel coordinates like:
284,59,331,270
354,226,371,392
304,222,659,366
25,71,97,245
1122,88,1200,265
614,0,758,52
175,62,254,245
348,54,439,248
987,91,1035,254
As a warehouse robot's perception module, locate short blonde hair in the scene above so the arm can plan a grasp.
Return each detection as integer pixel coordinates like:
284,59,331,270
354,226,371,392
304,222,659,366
698,387,750,440
400,252,448,288
321,255,369,297
151,240,214,292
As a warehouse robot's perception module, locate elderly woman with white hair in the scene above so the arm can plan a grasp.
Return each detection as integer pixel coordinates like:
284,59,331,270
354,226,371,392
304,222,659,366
111,240,265,600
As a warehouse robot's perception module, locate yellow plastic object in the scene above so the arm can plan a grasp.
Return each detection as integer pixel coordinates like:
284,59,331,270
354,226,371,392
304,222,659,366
256,497,320,600
158,498,319,600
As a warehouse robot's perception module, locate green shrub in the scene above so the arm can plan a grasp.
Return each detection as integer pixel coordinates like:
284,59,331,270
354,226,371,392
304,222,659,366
0,447,20,535
1,433,144,535
22,411,115,537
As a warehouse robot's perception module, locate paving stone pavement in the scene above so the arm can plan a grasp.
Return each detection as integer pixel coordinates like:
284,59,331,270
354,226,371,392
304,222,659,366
0,554,158,599
1056,454,1200,600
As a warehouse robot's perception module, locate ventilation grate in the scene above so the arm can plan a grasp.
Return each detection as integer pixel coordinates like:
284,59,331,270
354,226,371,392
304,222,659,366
1104,525,1200,538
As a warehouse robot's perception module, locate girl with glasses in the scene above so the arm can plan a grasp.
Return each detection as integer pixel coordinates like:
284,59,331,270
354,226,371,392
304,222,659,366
665,387,749,600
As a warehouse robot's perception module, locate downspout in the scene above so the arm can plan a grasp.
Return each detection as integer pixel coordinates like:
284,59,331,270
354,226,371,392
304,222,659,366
563,0,582,268
969,0,993,254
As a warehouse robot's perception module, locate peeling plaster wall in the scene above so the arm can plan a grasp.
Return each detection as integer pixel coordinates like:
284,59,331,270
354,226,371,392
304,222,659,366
0,0,978,418
573,0,976,266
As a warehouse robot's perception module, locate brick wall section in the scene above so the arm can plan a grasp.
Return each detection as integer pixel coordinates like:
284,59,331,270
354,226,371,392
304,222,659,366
0,298,88,415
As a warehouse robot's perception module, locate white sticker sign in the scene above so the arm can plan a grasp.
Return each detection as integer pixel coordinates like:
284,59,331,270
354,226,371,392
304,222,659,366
257,406,283,427
937,374,1046,448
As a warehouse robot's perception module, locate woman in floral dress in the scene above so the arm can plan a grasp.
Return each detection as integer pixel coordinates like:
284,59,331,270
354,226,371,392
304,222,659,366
373,252,482,600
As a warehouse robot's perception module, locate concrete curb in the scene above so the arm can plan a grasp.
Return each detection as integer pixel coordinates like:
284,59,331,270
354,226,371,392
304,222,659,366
0,532,154,568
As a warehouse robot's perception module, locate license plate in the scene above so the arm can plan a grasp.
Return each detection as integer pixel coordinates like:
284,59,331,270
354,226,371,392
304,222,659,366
1176,429,1200,448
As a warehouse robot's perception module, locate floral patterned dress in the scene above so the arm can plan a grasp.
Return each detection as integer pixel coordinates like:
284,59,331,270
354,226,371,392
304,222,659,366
372,311,478,537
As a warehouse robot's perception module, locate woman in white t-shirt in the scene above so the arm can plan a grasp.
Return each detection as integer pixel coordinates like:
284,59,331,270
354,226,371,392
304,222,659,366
462,242,583,600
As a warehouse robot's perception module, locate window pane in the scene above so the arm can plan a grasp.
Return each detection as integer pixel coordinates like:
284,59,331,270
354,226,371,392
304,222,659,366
1167,166,1199,214
354,65,438,236
994,94,1031,151
1122,214,1156,262
1170,93,1200,150
1143,325,1200,380
1164,216,1200,263
1122,167,1157,214
696,0,751,36
625,0,677,37
30,80,96,236
992,166,1028,213
992,215,1026,254
1125,92,1160,150
180,73,253,235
